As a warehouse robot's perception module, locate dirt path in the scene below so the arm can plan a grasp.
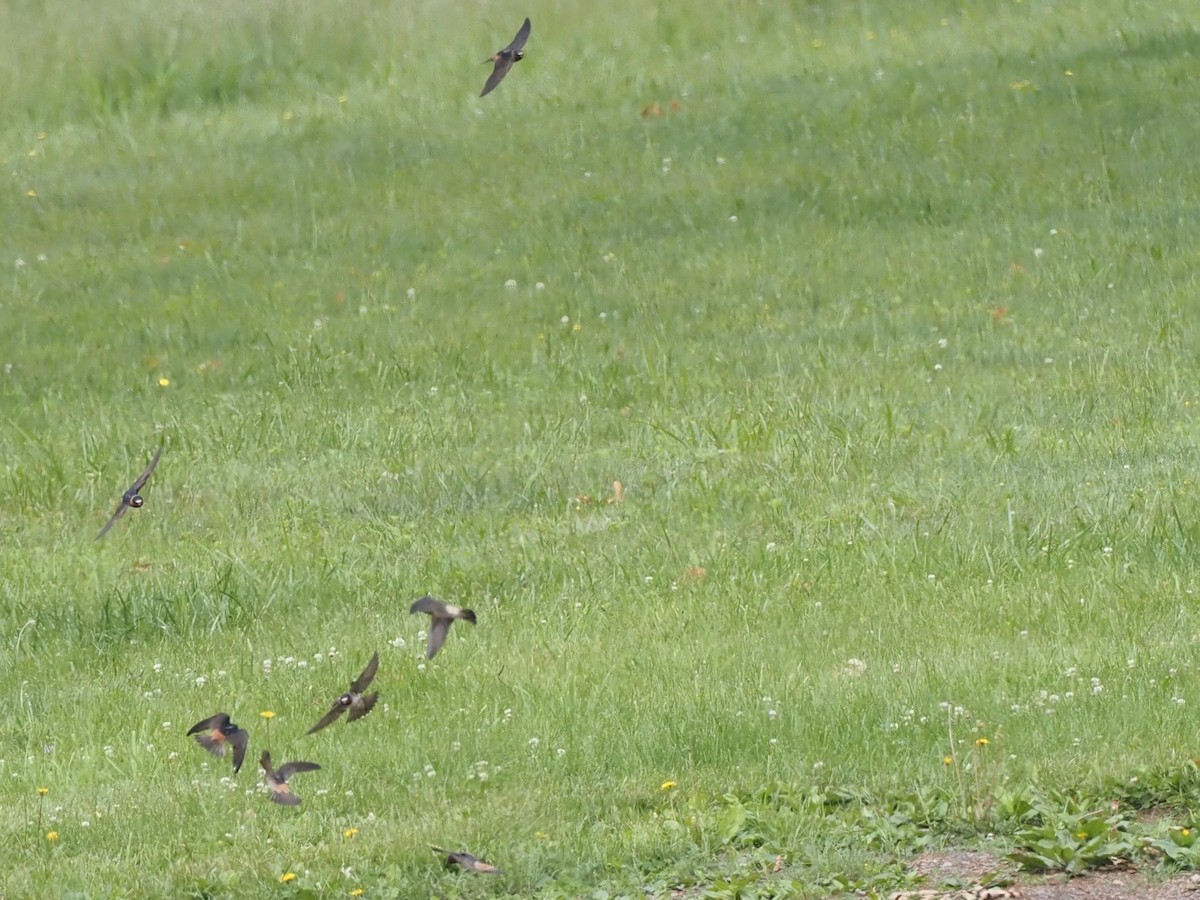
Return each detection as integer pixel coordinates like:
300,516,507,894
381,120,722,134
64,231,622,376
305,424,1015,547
890,850,1200,900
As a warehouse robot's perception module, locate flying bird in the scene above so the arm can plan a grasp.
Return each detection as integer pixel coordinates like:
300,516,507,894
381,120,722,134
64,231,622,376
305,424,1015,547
431,846,504,875
410,596,476,659
261,751,320,806
187,713,249,773
95,446,163,540
305,651,380,735
481,17,530,97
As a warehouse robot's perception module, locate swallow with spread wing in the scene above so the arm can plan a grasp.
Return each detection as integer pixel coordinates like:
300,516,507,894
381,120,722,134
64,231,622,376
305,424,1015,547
410,596,476,659
261,751,320,806
481,17,530,97
305,651,380,735
187,712,249,773
95,446,163,540
431,845,504,874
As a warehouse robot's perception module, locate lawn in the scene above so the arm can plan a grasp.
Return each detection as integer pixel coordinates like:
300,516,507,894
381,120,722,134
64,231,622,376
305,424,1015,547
3,0,1200,896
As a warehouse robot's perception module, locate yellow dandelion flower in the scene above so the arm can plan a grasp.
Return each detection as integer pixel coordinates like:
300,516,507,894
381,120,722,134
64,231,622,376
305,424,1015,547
279,872,296,883
25,189,37,198
975,737,989,746
572,322,582,333
338,96,348,105
283,111,294,122
943,755,954,766
46,831,59,841
1183,828,1192,837
158,377,170,387
1075,831,1088,840
260,710,275,719
661,780,677,791
349,891,364,897
535,831,549,839
343,827,359,838
37,787,48,795
1064,70,1074,77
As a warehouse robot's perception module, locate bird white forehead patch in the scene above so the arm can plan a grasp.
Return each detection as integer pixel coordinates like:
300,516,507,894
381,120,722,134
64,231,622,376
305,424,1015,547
445,604,463,616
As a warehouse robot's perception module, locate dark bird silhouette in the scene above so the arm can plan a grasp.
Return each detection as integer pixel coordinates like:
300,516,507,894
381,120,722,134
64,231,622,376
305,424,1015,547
187,712,249,774
410,596,476,659
481,17,530,97
95,446,163,540
261,751,320,806
305,651,380,735
431,845,504,875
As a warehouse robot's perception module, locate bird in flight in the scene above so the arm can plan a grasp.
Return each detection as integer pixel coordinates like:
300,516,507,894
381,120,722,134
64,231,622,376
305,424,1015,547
305,651,380,735
187,712,249,774
410,596,477,659
95,446,163,540
431,845,504,875
481,17,531,97
261,752,320,806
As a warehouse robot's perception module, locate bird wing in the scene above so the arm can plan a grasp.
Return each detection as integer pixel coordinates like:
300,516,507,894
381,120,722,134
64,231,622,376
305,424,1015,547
350,651,379,692
502,17,531,54
306,702,347,735
268,784,301,805
347,692,379,723
480,60,512,97
426,618,451,658
129,446,163,493
187,713,228,736
276,761,321,780
94,503,130,540
193,731,228,757
410,596,444,616
229,728,249,773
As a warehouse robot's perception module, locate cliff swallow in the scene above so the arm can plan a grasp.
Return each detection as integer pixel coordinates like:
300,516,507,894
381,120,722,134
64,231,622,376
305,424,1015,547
410,596,476,659
481,17,530,97
431,846,504,875
95,446,163,540
261,751,320,806
187,712,249,773
306,651,380,735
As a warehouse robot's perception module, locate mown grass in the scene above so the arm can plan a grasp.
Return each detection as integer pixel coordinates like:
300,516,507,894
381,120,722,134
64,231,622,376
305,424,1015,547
3,0,1200,896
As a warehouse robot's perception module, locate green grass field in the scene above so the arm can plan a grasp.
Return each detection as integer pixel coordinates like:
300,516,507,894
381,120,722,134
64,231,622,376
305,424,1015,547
4,0,1200,896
